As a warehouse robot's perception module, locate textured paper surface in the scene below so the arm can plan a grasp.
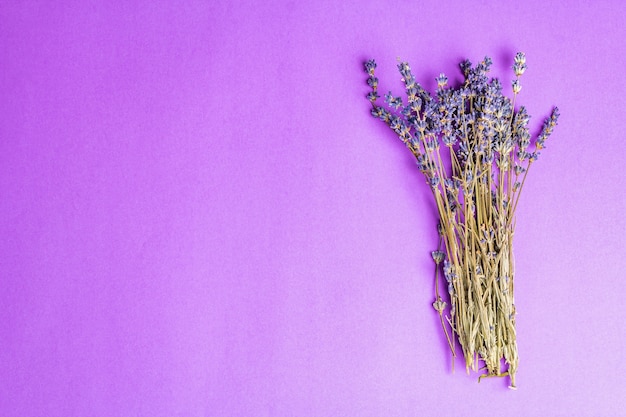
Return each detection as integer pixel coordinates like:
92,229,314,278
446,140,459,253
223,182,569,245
1,1,625,416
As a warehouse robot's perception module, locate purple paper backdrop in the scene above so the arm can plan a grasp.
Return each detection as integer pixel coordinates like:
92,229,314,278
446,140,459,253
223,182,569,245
1,1,625,416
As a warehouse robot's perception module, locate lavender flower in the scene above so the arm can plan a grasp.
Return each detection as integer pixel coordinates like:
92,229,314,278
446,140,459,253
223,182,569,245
425,138,438,151
517,149,529,161
407,87,419,103
412,118,427,131
444,178,460,192
366,91,379,103
460,59,472,77
385,91,403,109
365,59,377,76
443,260,454,281
362,53,559,388
433,298,447,313
429,174,440,188
416,153,434,172
512,79,522,94
389,116,403,132
482,152,495,164
398,61,412,79
443,133,457,147
536,107,560,150
436,73,448,88
513,52,527,77
431,250,445,264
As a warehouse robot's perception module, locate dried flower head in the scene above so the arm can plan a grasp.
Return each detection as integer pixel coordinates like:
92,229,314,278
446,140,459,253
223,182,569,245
431,250,445,264
513,52,527,76
436,73,448,88
433,298,447,313
365,59,377,76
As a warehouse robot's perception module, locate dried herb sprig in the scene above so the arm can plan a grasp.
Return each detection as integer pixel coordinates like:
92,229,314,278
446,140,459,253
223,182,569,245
364,53,559,389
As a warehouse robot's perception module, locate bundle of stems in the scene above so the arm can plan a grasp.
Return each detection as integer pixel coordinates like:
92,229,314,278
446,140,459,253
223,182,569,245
363,53,559,389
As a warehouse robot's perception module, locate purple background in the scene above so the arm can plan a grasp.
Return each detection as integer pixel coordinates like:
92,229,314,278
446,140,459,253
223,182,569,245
1,1,625,416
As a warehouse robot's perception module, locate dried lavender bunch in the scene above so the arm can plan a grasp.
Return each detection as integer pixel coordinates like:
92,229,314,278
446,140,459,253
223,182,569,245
363,53,559,389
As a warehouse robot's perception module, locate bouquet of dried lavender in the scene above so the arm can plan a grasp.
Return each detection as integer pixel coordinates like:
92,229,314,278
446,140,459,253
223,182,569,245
363,53,559,389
